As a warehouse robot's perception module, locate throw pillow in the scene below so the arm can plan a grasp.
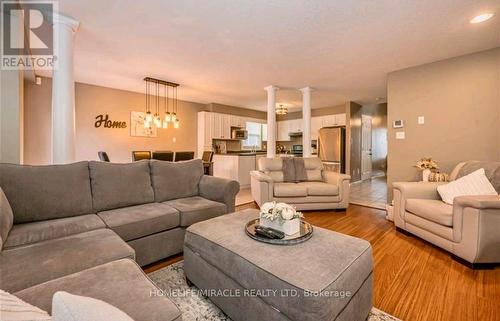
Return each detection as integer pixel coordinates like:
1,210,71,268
0,186,14,251
437,168,498,205
52,292,134,321
0,289,51,321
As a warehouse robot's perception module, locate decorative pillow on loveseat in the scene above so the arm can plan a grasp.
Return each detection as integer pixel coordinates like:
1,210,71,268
51,291,134,321
437,168,498,205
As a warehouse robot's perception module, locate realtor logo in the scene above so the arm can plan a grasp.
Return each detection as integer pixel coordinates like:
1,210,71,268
1,1,57,70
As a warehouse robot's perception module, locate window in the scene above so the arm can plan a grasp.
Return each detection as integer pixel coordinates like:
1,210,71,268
242,121,262,150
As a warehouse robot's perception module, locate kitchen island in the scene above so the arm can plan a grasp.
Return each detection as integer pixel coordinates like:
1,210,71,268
213,152,266,188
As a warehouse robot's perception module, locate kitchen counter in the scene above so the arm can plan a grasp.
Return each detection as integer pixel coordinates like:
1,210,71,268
213,153,267,187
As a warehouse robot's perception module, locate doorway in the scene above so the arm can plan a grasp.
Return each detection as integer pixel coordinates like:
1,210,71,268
361,115,372,180
349,104,388,209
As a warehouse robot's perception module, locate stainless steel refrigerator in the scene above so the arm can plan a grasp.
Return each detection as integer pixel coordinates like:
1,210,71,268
318,126,346,173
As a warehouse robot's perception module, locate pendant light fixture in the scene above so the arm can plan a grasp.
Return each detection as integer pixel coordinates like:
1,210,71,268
275,103,288,115
144,77,180,129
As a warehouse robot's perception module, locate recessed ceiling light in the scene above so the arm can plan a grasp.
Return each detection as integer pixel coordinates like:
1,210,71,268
470,13,495,24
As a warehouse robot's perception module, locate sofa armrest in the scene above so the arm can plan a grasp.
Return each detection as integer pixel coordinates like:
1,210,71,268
250,171,273,183
392,182,445,200
392,182,445,228
451,195,500,262
323,171,351,185
199,175,240,213
454,195,500,209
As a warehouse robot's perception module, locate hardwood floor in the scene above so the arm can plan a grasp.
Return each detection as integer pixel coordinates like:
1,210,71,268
145,203,500,321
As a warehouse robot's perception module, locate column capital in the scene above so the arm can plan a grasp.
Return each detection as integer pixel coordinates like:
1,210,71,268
264,85,279,92
52,13,80,32
299,86,313,93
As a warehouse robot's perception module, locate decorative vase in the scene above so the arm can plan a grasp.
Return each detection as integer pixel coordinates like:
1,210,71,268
260,217,300,236
422,169,431,182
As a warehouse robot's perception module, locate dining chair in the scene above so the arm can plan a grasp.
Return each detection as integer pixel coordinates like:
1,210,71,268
202,151,214,175
152,151,174,162
174,151,195,162
132,151,151,161
98,151,110,162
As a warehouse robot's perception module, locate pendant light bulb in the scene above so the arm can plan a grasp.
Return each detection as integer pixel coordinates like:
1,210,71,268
162,119,169,129
173,119,180,129
144,121,151,129
165,112,172,122
171,112,177,122
154,114,161,127
145,111,153,122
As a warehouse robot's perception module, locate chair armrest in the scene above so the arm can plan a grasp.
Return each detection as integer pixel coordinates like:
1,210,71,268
199,175,240,213
454,195,500,209
392,182,445,200
250,171,273,183
323,171,351,185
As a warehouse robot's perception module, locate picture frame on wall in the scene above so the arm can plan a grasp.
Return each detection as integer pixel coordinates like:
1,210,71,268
130,111,157,137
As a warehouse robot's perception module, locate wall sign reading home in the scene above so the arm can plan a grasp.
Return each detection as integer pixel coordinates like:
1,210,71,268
94,114,127,129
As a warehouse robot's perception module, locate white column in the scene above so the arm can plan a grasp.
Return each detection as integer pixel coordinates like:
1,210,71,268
300,86,312,157
264,85,278,158
51,14,79,164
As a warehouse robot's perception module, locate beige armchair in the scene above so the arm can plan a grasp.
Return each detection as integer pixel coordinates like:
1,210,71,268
250,157,351,211
393,161,500,268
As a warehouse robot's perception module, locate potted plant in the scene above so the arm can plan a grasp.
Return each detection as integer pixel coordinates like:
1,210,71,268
414,157,439,182
259,202,303,236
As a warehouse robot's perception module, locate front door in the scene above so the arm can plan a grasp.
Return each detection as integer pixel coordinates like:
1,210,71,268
361,115,372,180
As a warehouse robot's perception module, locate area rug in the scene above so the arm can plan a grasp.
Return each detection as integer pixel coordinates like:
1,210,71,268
148,261,401,321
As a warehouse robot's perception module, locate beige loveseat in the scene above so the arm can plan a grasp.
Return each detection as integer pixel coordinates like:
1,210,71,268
250,157,351,211
393,161,500,268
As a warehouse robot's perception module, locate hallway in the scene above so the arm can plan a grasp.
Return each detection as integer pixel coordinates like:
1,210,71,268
349,176,388,210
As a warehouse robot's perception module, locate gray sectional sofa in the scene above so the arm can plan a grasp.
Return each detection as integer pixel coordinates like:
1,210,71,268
0,159,239,320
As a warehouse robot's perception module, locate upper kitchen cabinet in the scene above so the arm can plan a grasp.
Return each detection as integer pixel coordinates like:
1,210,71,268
212,113,231,139
277,120,290,141
288,119,303,133
230,115,245,128
335,113,346,126
311,117,323,140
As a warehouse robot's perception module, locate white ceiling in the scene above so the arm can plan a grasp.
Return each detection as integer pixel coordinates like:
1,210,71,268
49,0,500,111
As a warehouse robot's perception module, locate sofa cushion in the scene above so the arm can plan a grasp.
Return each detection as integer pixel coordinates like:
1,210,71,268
406,199,453,227
0,162,93,224
89,161,155,212
298,182,339,196
303,157,324,181
0,187,14,251
0,289,51,321
15,259,182,321
456,161,500,193
258,158,284,182
97,203,180,241
52,291,134,321
163,196,226,227
0,229,134,293
150,159,204,202
4,214,105,249
273,183,308,197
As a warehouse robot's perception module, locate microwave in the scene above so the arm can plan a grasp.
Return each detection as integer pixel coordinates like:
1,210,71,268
231,128,248,140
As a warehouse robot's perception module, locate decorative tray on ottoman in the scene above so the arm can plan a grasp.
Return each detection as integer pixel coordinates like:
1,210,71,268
245,218,313,245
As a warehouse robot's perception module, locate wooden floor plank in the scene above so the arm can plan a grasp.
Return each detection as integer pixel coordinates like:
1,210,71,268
145,203,500,321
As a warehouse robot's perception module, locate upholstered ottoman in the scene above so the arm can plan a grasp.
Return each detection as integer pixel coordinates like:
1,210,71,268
184,209,373,321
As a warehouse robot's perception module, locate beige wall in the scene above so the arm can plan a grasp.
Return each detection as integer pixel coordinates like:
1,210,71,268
24,79,207,164
1,69,24,164
387,48,500,198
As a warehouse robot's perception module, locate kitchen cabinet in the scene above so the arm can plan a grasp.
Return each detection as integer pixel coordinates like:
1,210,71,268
230,115,244,128
277,121,290,141
311,117,322,140
335,113,346,126
288,119,303,133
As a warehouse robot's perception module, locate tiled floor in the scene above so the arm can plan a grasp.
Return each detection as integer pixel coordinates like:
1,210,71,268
350,175,388,210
